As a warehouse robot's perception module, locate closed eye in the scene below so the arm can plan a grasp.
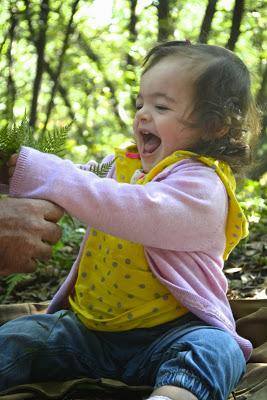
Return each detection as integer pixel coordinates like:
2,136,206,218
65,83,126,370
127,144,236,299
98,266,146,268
155,105,169,111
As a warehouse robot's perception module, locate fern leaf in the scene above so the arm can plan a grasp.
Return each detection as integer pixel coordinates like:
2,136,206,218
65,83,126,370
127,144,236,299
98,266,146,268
87,159,115,178
35,123,71,156
0,116,33,158
0,116,71,160
2,273,28,301
0,125,9,154
0,116,114,178
98,160,115,177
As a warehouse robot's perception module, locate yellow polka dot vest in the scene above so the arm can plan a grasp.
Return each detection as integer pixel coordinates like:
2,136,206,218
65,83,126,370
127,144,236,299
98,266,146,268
69,146,248,331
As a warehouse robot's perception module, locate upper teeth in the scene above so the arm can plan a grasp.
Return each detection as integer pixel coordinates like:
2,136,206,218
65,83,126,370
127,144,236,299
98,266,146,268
141,130,152,135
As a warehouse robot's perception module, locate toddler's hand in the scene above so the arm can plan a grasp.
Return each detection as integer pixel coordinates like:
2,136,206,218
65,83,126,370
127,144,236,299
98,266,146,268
7,154,19,178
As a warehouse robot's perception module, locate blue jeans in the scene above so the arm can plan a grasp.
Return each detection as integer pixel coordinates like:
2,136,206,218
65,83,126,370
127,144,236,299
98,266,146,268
0,310,246,399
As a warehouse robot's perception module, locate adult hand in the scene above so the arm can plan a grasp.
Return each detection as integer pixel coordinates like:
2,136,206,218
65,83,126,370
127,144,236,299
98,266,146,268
0,198,63,275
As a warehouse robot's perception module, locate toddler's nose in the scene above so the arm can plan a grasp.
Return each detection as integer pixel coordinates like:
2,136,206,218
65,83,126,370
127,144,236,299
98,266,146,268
136,106,151,122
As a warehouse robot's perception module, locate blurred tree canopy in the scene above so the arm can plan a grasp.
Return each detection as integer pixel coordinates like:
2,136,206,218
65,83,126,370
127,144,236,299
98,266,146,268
0,0,266,175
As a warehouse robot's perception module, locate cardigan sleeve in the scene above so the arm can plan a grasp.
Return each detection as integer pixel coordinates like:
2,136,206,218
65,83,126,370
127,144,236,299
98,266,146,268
9,146,227,252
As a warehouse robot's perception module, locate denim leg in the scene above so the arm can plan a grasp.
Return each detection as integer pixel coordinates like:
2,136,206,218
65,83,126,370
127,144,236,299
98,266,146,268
125,326,246,400
153,327,246,400
0,310,118,391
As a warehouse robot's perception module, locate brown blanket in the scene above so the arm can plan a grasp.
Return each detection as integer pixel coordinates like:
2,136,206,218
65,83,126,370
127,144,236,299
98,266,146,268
0,299,266,400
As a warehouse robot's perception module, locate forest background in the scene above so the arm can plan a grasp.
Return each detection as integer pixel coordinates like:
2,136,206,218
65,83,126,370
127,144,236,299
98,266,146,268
0,0,266,303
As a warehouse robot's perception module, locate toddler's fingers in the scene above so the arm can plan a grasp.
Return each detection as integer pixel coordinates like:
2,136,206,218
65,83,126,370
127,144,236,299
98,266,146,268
8,166,16,178
7,153,19,167
7,154,18,178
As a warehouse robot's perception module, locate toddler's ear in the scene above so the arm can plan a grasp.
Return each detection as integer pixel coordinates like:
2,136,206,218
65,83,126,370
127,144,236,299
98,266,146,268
215,126,229,138
201,126,229,141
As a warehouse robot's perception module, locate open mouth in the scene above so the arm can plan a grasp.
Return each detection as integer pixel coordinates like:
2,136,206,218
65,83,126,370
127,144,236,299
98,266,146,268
141,131,161,154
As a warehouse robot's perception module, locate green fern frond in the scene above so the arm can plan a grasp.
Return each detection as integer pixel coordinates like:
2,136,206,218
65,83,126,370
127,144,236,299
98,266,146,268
0,115,34,158
0,125,9,154
0,116,71,161
0,116,114,178
2,273,29,301
35,123,71,156
87,159,115,178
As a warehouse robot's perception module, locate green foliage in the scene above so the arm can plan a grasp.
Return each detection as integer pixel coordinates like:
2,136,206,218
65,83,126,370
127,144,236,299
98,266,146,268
49,214,86,270
0,273,29,301
226,177,267,298
227,177,267,268
34,124,71,156
87,158,115,178
0,115,70,161
237,178,267,234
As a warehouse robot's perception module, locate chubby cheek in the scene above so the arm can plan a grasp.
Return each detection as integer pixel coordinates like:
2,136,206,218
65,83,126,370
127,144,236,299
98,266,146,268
132,117,139,141
133,115,138,132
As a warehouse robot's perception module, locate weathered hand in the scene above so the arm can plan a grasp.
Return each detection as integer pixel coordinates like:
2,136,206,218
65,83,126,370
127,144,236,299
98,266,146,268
0,198,64,275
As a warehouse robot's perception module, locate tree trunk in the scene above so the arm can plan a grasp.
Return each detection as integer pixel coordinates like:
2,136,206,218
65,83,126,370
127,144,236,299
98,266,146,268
29,0,50,128
6,4,17,121
226,0,245,51
198,0,218,43
43,0,80,132
157,0,173,42
127,0,138,66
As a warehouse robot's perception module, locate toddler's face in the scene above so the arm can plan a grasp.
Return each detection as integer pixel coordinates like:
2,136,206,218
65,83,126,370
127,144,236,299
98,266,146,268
133,57,201,172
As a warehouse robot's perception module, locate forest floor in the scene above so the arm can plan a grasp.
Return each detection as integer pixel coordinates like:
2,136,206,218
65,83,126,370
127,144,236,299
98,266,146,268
0,216,266,305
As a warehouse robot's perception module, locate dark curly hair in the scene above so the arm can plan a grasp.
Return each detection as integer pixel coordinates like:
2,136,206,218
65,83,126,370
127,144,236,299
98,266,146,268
142,41,261,174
